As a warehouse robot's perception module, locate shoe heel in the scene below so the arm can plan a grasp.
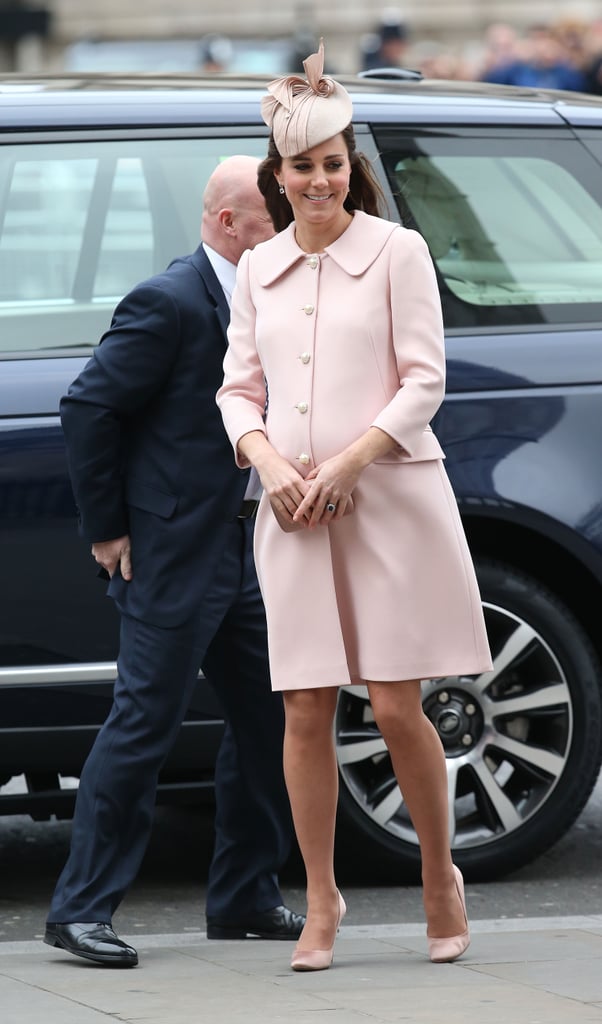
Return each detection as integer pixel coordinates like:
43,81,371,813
291,889,346,972
427,865,470,964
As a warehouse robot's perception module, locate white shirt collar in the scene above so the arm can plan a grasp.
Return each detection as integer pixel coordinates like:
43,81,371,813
202,242,237,307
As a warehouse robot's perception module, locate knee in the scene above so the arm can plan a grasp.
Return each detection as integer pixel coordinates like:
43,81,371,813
283,688,336,741
369,687,422,745
371,700,402,743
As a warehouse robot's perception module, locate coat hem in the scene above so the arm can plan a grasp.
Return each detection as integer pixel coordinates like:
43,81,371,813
270,656,493,691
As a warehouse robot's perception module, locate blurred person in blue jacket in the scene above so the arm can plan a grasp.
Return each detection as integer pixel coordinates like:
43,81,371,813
483,22,586,91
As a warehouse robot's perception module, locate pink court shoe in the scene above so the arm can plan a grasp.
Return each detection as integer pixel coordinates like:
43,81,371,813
427,865,470,964
290,890,347,972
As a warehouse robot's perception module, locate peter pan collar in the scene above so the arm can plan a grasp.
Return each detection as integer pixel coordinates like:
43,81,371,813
252,210,400,286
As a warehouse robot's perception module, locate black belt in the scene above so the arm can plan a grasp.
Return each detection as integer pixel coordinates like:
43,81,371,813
237,499,260,519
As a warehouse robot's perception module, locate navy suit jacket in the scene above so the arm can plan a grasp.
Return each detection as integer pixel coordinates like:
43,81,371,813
60,245,250,628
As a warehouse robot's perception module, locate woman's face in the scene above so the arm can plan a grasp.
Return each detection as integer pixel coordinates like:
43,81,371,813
275,134,351,229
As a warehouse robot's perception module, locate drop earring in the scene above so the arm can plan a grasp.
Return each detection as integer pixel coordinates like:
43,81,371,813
278,185,285,194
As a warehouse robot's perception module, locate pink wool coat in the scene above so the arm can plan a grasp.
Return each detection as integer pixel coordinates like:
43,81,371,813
217,211,492,690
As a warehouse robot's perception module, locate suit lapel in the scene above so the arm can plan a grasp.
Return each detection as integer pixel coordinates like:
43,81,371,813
190,244,230,341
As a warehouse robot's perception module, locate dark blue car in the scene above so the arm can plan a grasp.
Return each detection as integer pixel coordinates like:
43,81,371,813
1,71,601,880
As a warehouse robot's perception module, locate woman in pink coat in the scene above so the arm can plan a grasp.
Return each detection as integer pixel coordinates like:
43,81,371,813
217,41,492,972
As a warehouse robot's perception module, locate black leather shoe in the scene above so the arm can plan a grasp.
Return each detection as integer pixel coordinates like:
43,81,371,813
206,904,305,940
44,922,138,967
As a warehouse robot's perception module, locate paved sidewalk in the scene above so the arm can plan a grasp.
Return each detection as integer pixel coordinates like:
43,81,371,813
2,915,602,1023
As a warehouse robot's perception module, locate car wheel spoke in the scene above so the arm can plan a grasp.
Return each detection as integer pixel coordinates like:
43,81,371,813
488,732,565,779
487,682,570,717
337,734,388,766
469,758,524,831
490,619,537,676
370,785,405,827
446,758,460,843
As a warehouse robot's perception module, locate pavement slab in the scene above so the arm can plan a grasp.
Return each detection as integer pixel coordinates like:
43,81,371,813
2,918,602,1024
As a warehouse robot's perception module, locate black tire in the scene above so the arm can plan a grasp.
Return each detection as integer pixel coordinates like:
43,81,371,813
335,559,602,882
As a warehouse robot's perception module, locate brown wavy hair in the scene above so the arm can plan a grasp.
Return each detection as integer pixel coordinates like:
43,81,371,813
257,124,388,232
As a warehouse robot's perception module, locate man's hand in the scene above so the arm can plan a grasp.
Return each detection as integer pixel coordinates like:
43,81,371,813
91,535,133,581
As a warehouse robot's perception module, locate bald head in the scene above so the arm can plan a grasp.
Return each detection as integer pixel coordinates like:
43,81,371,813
202,155,275,264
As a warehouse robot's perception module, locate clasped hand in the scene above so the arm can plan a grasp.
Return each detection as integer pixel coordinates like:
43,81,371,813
262,451,359,530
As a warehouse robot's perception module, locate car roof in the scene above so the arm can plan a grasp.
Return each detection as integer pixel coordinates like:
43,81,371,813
1,72,602,130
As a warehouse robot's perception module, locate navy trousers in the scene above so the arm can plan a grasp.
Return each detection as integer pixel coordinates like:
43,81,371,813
48,518,293,924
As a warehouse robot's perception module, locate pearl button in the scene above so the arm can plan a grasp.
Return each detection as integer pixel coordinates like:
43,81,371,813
299,352,311,364
298,453,310,465
307,255,319,269
296,401,308,414
302,304,314,315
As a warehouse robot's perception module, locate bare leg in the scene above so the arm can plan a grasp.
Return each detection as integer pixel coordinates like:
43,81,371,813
282,686,342,950
367,679,466,938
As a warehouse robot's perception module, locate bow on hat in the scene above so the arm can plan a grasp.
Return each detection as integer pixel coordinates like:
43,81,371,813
261,39,353,157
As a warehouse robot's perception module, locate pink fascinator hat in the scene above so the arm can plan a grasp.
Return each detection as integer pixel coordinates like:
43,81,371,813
261,39,353,157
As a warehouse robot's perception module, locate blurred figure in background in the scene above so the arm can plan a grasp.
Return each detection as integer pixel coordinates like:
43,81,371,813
199,34,233,72
360,8,410,71
582,18,602,94
482,22,586,90
586,53,602,95
290,27,322,73
477,22,520,81
553,16,590,81
409,39,476,82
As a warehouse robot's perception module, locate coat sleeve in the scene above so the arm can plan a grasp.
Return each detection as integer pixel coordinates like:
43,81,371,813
216,249,268,468
370,228,446,457
60,282,181,542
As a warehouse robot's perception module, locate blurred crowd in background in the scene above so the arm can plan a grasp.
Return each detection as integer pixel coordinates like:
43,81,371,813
196,12,602,94
360,12,602,93
4,1,602,93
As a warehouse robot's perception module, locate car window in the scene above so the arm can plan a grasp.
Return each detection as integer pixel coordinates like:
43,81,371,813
1,155,154,304
0,136,268,355
374,130,602,329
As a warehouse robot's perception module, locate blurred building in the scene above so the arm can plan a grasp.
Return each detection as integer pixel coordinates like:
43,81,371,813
1,0,601,74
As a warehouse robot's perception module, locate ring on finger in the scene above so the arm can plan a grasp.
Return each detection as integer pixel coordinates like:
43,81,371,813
326,502,336,513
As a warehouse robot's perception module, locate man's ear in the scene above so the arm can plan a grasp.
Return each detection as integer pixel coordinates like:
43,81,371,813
218,208,235,234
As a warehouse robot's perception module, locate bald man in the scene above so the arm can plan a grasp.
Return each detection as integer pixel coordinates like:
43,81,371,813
45,156,303,967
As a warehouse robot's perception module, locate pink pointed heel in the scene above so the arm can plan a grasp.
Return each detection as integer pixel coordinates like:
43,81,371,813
290,890,346,972
427,865,470,963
